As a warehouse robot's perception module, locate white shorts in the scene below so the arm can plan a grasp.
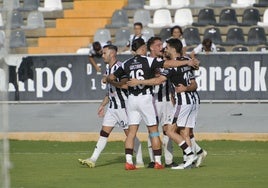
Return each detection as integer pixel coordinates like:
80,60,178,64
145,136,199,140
154,100,175,126
127,94,157,126
102,108,128,130
173,104,198,128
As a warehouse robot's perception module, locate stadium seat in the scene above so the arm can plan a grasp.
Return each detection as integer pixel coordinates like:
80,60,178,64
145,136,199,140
106,9,129,28
232,46,249,52
216,46,226,52
253,0,268,7
239,8,260,26
257,9,268,27
142,27,155,41
133,9,151,27
10,30,27,48
166,0,190,9
0,31,5,48
256,46,268,51
19,0,40,11
247,27,267,46
183,27,201,46
231,0,255,8
144,0,168,10
189,0,212,8
223,27,245,46
21,11,45,29
192,8,216,26
216,8,238,26
76,48,90,54
148,9,172,28
203,27,223,45
0,13,4,29
11,10,24,29
159,27,171,41
2,0,20,10
172,8,193,27
38,0,63,12
208,0,232,7
113,28,131,47
93,29,111,44
123,0,145,10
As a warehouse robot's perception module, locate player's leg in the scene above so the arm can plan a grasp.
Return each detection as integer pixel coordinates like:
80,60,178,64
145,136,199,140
147,125,163,169
147,134,155,168
125,124,139,170
189,103,207,167
162,125,176,167
78,126,113,168
124,129,144,168
140,95,164,169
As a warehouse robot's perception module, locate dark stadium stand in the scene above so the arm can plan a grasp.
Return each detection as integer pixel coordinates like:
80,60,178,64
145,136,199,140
1,0,268,54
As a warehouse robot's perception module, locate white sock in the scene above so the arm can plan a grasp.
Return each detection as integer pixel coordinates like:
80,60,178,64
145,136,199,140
126,154,133,164
163,134,173,165
147,136,155,162
134,137,144,164
179,141,193,156
155,155,162,164
90,136,108,162
191,137,202,154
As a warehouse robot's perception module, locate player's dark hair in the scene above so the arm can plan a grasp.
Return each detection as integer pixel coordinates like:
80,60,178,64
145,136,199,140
92,41,102,52
103,44,118,52
134,22,143,29
132,38,145,52
166,38,183,55
171,25,183,36
147,36,162,51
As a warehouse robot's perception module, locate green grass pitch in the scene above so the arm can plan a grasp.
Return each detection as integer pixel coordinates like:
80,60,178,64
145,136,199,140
9,140,268,188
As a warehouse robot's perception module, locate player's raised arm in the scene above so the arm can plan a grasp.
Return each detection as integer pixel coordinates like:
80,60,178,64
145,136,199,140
163,58,199,69
127,75,167,87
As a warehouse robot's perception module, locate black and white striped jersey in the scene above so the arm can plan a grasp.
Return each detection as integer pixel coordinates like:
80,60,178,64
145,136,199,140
106,61,128,109
161,56,200,105
154,68,172,102
114,55,164,96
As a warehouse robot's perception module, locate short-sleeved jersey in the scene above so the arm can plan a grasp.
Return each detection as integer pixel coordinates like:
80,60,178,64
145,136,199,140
106,61,128,109
114,55,164,96
161,56,200,105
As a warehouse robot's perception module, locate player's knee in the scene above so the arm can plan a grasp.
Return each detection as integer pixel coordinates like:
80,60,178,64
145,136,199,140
100,130,110,137
149,132,160,138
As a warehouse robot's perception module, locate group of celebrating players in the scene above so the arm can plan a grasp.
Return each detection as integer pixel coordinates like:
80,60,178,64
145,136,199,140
78,34,207,170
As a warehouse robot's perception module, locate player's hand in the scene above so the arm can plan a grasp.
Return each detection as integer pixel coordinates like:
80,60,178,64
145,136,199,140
127,78,140,87
187,59,199,70
96,66,101,73
175,84,187,93
102,75,107,84
97,105,105,117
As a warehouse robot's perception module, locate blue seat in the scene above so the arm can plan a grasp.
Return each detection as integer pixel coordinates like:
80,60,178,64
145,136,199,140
10,30,27,48
113,28,131,47
238,8,260,26
216,8,238,26
224,27,245,46
203,27,223,45
192,8,216,26
247,27,267,46
183,27,201,46
19,0,40,11
123,0,145,10
106,9,129,28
